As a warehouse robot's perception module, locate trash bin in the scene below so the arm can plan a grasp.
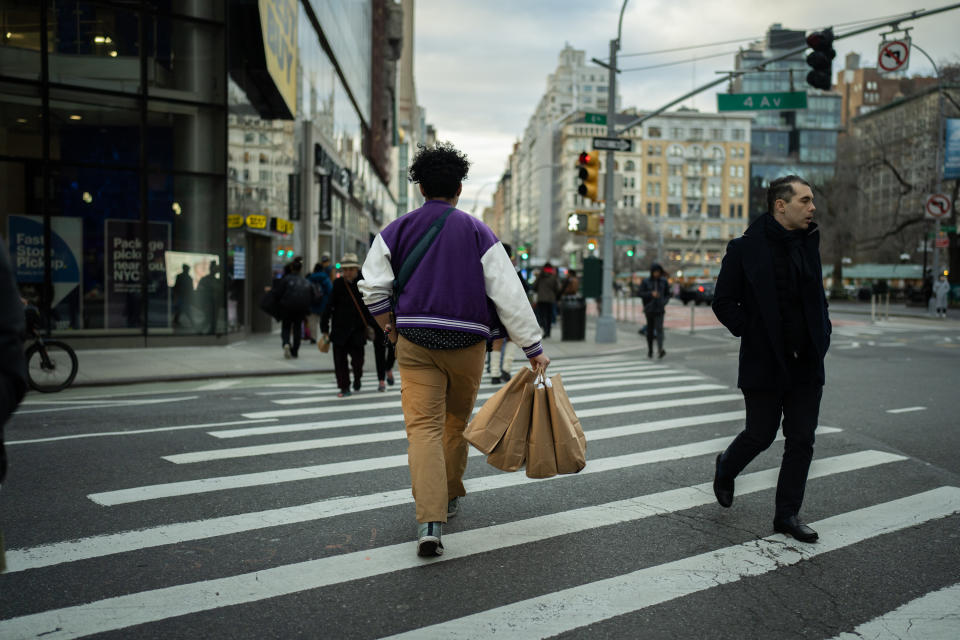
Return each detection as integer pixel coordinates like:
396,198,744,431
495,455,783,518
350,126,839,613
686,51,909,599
560,295,586,341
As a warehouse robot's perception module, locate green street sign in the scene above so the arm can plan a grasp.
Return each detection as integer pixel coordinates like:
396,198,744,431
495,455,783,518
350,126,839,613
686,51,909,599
717,91,808,112
585,113,607,125
941,225,957,232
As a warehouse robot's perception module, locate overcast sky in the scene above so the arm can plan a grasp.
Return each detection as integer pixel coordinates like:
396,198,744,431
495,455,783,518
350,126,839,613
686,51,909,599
412,0,959,215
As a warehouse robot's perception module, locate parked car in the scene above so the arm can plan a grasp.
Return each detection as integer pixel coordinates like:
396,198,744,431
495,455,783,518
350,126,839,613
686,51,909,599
680,281,715,305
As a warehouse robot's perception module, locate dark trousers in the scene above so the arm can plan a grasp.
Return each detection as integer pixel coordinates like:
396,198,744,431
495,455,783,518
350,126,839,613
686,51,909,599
718,384,822,519
281,317,304,355
373,332,396,381
644,312,664,353
536,301,554,337
333,342,365,391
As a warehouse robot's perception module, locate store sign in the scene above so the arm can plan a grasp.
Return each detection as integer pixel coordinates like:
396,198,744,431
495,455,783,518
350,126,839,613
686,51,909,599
945,118,960,181
271,217,294,234
246,214,268,229
8,215,83,326
104,220,170,329
288,173,301,220
259,0,297,118
227,214,244,229
319,173,332,224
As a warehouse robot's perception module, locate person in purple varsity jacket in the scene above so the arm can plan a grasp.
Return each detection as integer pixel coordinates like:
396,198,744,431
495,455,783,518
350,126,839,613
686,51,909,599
359,142,550,558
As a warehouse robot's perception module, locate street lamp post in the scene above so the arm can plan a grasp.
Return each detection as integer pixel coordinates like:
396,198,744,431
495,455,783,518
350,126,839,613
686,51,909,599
595,0,630,343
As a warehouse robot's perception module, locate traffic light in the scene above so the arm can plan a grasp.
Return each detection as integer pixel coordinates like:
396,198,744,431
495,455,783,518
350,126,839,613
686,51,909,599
805,28,835,91
626,248,634,257
517,244,529,261
586,238,597,251
577,152,601,202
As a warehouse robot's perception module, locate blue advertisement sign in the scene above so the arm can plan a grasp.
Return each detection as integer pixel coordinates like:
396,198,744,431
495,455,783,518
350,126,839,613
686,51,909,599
945,118,960,181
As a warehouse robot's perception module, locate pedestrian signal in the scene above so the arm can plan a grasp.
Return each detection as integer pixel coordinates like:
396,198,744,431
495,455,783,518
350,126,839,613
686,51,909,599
805,28,835,91
577,152,601,202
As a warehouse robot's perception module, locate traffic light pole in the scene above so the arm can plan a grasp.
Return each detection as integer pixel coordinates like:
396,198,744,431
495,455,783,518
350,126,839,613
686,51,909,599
596,35,619,343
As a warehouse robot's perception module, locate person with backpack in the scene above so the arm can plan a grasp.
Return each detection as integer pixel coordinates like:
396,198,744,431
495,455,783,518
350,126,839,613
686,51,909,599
272,257,313,359
305,262,333,344
321,253,375,397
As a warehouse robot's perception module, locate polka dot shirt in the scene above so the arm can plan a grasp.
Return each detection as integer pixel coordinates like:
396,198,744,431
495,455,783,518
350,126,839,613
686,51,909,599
398,327,485,350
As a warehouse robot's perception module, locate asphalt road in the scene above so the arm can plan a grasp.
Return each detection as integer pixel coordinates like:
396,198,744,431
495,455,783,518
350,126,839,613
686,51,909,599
1,311,958,639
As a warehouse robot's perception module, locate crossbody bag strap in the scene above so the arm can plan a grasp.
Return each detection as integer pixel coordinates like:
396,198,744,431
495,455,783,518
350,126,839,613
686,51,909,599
392,206,456,304
344,281,370,330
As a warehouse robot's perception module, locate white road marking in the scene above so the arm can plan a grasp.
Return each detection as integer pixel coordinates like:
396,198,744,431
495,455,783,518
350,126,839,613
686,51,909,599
388,487,960,640
5,475,947,640
5,419,278,446
183,409,747,462
828,583,960,640
97,425,841,506
194,380,243,391
886,406,927,414
7,450,891,573
15,396,199,415
241,383,728,420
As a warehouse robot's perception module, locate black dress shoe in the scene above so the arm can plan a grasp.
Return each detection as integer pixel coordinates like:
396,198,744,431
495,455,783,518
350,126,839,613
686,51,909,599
713,454,733,508
773,515,819,542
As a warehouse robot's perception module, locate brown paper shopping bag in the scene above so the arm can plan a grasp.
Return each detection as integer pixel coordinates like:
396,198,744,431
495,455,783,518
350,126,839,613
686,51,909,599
547,373,587,474
525,372,558,479
465,367,535,454
485,380,535,472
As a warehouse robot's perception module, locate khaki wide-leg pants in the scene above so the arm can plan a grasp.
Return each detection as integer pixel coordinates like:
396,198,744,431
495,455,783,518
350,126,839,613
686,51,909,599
396,336,486,523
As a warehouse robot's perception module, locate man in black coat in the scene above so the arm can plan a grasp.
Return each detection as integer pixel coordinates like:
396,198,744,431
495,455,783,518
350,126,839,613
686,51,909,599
637,262,671,359
711,175,831,543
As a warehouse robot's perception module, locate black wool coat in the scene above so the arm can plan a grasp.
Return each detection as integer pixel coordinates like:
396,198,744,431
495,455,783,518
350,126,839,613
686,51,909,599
712,215,832,390
320,277,374,347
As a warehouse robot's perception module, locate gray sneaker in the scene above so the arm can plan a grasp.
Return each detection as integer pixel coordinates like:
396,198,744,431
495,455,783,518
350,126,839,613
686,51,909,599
447,497,460,518
417,522,443,557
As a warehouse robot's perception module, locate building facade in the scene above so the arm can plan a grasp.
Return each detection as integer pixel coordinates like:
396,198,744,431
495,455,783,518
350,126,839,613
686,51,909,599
732,24,843,218
1,1,228,341
557,110,752,277
835,52,938,129
1,0,406,342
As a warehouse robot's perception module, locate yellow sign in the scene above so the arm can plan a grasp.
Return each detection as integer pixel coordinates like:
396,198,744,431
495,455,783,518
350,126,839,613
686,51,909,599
272,218,294,234
227,214,244,229
259,0,298,118
246,214,268,230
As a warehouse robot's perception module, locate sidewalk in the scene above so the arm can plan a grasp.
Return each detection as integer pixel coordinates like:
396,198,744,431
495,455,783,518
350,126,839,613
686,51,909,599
68,318,651,388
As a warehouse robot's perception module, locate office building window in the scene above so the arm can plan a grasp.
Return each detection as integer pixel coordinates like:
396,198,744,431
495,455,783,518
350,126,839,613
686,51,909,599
668,203,682,217
670,127,684,139
732,128,746,141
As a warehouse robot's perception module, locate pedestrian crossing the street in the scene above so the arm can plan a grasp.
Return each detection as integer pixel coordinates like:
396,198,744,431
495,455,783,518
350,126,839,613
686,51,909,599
2,353,958,639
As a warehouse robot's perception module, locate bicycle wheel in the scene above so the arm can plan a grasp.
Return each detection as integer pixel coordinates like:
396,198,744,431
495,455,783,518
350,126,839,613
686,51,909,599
26,340,79,392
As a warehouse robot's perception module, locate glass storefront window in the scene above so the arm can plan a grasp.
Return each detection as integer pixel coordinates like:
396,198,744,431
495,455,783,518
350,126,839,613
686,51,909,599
0,1,42,80
0,81,42,158
48,87,141,168
147,15,225,104
148,172,226,334
48,1,142,94
148,101,225,174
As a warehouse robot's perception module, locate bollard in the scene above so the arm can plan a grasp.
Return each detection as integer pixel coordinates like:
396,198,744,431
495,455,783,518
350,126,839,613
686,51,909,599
871,294,876,323
690,303,696,334
884,293,890,320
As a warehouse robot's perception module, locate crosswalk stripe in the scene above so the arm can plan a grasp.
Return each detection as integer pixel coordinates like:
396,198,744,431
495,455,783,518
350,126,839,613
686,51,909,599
269,370,697,406
187,410,747,461
387,487,960,640
5,419,279,446
92,426,840,506
194,380,243,391
212,393,743,440
827,583,960,640
240,383,728,420
8,449,888,573
0,451,912,639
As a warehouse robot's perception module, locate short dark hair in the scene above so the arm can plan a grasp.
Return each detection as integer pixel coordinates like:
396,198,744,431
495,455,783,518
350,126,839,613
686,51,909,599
408,142,470,199
502,242,513,258
767,175,811,215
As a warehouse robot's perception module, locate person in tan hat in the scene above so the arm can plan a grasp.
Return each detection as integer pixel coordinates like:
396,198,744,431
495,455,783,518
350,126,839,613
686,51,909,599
320,253,375,397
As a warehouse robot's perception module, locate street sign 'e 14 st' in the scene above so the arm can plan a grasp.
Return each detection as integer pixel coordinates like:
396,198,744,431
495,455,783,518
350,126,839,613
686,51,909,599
585,113,607,125
717,92,808,112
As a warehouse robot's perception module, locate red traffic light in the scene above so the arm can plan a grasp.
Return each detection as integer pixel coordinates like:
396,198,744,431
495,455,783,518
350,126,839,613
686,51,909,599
578,152,591,165
806,31,833,49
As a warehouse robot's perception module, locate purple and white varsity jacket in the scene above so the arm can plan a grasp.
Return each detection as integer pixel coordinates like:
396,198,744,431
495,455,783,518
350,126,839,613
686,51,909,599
358,200,543,358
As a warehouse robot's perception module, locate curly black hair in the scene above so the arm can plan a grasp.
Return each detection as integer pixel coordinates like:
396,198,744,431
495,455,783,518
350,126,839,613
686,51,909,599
408,142,470,199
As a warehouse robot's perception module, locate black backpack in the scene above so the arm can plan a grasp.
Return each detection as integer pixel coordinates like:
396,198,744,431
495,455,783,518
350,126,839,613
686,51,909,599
279,275,313,315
